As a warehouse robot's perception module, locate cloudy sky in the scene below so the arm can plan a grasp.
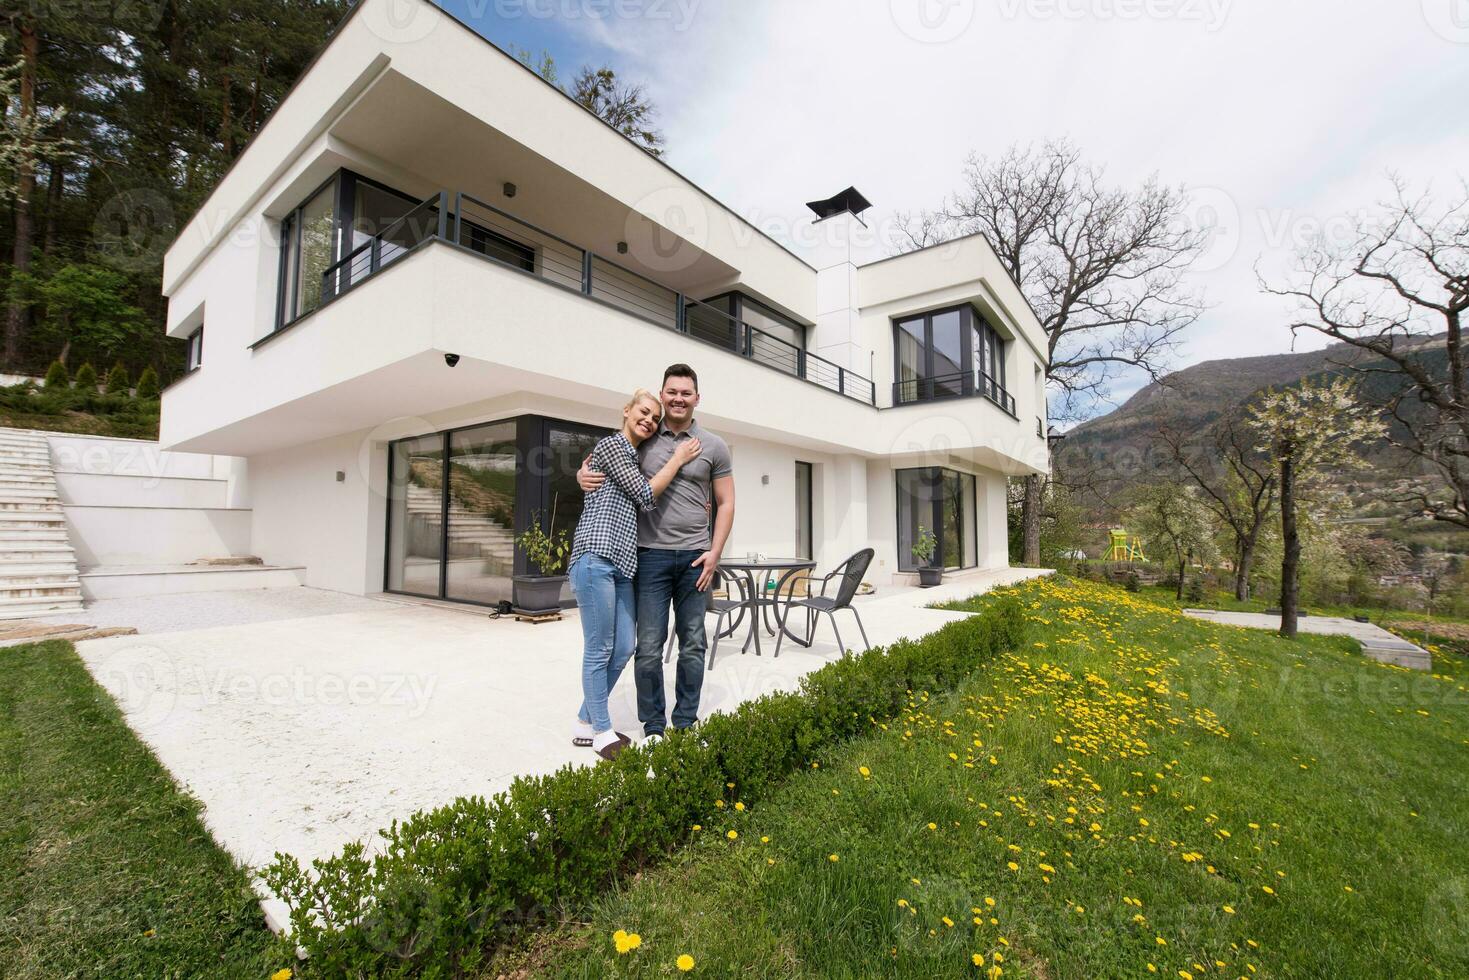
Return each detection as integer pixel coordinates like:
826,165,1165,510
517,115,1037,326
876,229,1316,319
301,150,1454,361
439,0,1469,416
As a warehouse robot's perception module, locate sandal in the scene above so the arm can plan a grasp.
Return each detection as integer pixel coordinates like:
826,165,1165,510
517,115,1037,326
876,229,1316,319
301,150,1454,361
596,733,632,761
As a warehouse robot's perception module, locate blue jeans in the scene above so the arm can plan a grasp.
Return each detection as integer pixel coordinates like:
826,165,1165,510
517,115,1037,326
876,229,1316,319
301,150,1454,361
634,547,708,735
570,554,636,734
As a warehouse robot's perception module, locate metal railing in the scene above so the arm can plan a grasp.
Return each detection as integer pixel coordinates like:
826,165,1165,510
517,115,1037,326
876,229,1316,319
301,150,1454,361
315,190,878,405
892,369,1016,416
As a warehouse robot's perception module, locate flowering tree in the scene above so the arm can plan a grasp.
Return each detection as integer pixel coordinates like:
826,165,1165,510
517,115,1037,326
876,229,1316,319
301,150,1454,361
1125,482,1218,601
1261,179,1468,528
1246,379,1386,637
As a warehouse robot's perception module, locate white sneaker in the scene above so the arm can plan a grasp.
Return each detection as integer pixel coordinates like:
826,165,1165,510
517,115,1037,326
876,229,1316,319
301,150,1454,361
642,732,664,748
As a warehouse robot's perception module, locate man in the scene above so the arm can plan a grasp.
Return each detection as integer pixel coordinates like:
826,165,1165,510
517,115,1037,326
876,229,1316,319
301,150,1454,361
578,363,734,744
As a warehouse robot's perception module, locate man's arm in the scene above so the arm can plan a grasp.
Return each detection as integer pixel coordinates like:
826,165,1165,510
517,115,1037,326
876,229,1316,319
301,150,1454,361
576,454,606,493
692,474,734,591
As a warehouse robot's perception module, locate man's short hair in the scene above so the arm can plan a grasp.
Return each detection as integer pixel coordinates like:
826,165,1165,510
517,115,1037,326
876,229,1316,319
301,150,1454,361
662,363,699,392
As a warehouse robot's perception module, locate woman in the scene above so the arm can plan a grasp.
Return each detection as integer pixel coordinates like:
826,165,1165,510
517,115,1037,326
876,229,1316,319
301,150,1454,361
570,389,700,760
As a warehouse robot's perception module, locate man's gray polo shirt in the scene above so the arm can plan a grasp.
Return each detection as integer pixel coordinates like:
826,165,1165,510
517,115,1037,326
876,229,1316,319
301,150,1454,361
636,418,732,551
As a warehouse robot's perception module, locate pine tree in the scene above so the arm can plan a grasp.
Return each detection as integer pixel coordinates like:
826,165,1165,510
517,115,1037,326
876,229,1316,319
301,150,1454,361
74,361,97,390
43,359,68,387
135,365,159,399
105,361,129,395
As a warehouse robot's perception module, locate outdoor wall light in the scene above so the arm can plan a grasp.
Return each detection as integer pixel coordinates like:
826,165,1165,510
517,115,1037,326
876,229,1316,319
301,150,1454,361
761,474,770,485
503,182,517,198
617,241,628,254
444,353,460,367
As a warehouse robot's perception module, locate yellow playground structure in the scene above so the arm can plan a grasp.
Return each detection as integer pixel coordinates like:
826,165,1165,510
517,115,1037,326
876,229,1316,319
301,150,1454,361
1104,528,1147,562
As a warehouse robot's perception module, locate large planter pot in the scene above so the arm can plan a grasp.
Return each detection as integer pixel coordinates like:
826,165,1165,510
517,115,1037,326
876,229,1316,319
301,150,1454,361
512,574,567,614
917,565,943,588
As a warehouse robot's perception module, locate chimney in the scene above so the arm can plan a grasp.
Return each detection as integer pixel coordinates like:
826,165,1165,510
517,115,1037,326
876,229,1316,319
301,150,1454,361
805,187,873,377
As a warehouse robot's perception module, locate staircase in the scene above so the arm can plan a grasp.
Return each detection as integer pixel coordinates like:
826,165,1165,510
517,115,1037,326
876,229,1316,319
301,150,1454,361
406,484,516,575
0,428,84,618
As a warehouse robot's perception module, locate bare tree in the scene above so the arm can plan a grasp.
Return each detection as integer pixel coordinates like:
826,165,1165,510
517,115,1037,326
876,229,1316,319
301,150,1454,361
1156,414,1276,601
897,139,1207,564
1261,177,1469,528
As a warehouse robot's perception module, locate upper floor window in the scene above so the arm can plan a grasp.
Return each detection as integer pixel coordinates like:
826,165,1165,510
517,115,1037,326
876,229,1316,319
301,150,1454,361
892,303,1012,413
186,327,204,372
275,170,420,331
692,291,806,375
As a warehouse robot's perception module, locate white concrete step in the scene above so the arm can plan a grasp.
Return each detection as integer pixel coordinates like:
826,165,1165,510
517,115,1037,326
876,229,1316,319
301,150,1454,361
0,531,73,548
0,499,62,512
0,594,86,620
0,510,68,527
79,563,306,600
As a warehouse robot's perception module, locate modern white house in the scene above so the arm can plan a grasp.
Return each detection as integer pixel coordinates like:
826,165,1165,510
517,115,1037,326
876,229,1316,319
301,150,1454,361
156,0,1050,609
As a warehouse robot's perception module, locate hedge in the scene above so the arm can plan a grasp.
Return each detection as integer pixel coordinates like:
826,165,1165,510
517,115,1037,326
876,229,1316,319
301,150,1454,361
261,594,1027,975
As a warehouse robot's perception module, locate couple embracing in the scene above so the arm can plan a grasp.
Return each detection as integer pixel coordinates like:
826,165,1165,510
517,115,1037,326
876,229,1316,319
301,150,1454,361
566,363,734,760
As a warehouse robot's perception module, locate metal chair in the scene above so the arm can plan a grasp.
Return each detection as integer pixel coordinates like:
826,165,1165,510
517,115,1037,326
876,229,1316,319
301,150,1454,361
773,548,874,657
664,572,750,670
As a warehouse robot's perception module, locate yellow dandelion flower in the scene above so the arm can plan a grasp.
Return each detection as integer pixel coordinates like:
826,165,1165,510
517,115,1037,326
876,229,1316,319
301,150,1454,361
928,822,938,830
828,853,840,862
677,954,696,972
726,830,738,840
1223,905,1235,914
859,766,871,777
1007,861,1019,871
972,952,985,966
271,971,292,980
734,802,745,812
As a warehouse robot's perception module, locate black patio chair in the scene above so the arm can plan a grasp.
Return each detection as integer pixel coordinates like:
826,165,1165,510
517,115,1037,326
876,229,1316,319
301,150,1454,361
773,548,874,658
663,571,750,670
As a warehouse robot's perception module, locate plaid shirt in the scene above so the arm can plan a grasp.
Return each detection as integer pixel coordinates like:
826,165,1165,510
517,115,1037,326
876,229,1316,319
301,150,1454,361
571,433,657,579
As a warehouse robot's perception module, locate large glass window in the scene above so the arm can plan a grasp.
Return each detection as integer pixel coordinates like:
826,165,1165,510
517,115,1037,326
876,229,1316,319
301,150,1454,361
386,433,447,597
386,415,610,607
696,291,806,375
443,422,519,605
294,184,335,321
896,466,979,572
892,304,1011,410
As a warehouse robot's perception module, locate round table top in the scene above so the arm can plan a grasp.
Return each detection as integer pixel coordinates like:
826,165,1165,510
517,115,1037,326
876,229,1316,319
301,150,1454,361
721,556,817,571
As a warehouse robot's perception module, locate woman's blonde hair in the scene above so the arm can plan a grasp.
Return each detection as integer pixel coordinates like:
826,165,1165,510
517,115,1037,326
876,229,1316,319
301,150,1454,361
625,387,662,419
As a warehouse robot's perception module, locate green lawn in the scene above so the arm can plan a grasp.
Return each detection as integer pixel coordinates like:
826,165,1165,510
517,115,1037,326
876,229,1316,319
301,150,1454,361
0,640,290,978
535,577,1469,978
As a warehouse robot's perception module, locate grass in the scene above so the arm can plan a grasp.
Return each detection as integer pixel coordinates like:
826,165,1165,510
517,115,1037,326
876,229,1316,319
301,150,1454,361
533,577,1469,978
0,640,289,978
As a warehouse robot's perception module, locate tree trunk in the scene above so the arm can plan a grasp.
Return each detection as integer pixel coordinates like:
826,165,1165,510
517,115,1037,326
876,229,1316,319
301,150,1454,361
42,156,63,256
1176,556,1186,600
4,23,39,367
1021,473,1042,565
1279,453,1299,639
1234,534,1255,602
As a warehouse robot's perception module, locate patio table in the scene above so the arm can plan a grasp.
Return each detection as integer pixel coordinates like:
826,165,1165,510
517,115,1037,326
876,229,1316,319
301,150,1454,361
718,556,817,658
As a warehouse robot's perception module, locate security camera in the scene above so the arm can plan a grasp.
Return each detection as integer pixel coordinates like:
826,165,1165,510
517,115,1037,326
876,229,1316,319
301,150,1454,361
444,353,460,367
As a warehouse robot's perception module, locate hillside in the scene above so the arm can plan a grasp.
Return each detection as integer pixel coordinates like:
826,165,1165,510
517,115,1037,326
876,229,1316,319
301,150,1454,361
1057,336,1462,549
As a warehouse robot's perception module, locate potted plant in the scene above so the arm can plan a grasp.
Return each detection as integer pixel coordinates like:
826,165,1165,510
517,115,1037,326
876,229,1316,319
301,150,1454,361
512,512,571,614
912,524,942,587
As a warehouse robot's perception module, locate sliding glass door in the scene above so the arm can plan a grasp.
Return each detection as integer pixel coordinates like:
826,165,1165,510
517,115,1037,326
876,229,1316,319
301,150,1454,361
895,466,979,572
386,415,609,606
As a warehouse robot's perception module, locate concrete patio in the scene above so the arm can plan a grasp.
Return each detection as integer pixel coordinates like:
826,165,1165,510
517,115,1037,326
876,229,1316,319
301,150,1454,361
70,567,1047,916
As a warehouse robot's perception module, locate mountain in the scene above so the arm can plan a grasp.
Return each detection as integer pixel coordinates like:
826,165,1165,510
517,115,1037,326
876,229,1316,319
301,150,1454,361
1056,336,1460,547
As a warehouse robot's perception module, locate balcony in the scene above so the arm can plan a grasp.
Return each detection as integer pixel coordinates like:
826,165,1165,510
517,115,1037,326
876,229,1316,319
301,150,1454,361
289,190,876,406
892,370,1016,416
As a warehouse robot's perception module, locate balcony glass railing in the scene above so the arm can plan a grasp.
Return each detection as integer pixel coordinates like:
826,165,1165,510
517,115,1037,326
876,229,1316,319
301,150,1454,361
892,370,1016,416
315,190,876,406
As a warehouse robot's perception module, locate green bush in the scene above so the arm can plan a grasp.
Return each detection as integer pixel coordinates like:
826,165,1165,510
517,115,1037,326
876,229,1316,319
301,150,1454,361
1125,570,1141,593
1185,576,1205,605
73,362,98,391
43,360,69,388
134,365,160,400
262,596,1028,975
105,362,130,395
